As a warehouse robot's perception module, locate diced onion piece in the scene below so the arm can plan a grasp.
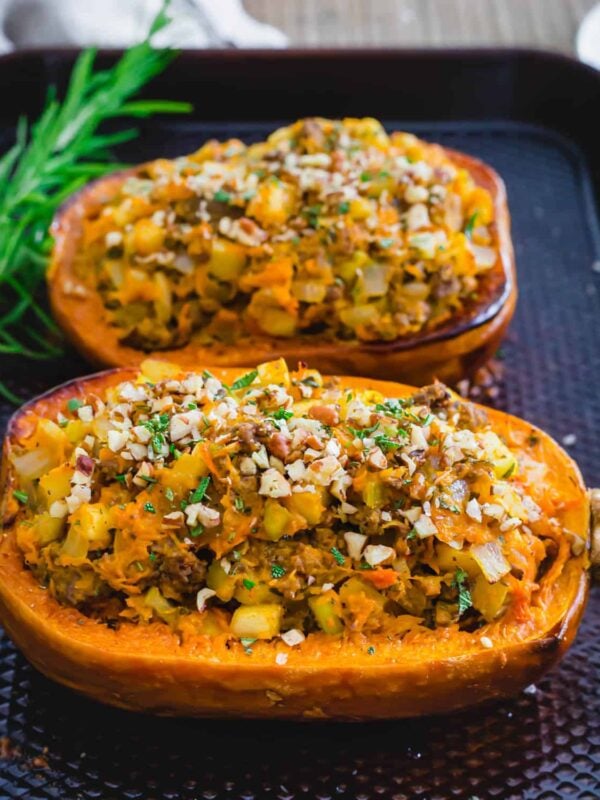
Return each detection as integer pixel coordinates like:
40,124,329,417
468,241,497,270
363,544,395,566
344,531,368,561
196,588,216,612
414,514,438,538
360,263,389,298
470,542,511,583
281,628,305,647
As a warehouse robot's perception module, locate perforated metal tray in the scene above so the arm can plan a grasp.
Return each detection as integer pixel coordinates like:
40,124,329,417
0,49,599,800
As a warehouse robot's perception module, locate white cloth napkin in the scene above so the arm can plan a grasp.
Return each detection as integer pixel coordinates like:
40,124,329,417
577,2,600,70
0,0,287,53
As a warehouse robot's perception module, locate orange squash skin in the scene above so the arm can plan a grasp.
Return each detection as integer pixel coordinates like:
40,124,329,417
48,148,516,386
0,367,589,720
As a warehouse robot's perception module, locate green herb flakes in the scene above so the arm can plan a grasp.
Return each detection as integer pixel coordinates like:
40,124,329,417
231,370,258,391
189,476,210,504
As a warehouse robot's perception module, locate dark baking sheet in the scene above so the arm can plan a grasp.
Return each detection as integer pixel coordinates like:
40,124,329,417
0,49,599,799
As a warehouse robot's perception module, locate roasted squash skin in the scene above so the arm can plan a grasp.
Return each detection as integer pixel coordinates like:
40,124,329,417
0,367,588,720
48,145,516,386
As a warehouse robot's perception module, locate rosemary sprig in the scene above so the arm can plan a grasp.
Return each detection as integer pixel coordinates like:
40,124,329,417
0,0,191,371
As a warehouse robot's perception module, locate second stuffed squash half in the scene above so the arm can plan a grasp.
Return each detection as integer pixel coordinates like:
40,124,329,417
49,117,515,384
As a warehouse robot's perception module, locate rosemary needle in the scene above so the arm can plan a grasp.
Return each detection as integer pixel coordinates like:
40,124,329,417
0,0,191,399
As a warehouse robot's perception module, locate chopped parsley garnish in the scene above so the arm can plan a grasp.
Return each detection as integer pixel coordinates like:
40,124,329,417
189,476,210,504
140,474,157,484
165,487,174,503
375,399,407,419
231,370,258,391
407,528,418,541
271,407,293,421
234,495,245,513
304,203,322,228
373,434,401,452
240,637,256,655
360,171,372,182
149,552,157,562
271,563,286,579
348,422,380,440
143,413,170,454
187,402,197,410
115,473,127,484
330,546,345,566
367,646,376,655
144,502,156,514
13,490,28,504
242,578,256,590
67,398,83,413
213,189,231,203
465,211,478,238
452,568,473,616
338,201,350,214
190,525,204,538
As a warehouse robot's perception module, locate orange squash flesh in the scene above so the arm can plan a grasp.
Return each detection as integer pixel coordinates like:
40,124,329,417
0,368,588,720
48,147,516,386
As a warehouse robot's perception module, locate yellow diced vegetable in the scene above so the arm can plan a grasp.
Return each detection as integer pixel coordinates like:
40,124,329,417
263,499,294,540
159,443,209,494
246,180,296,226
207,561,237,602
38,464,73,507
363,477,387,509
140,359,182,383
436,542,479,579
30,512,65,546
70,504,112,549
256,308,297,338
256,358,290,388
285,491,324,526
208,238,247,281
132,218,165,255
230,604,283,639
60,526,89,559
144,586,178,624
349,197,374,220
339,577,385,608
471,575,509,622
309,591,343,634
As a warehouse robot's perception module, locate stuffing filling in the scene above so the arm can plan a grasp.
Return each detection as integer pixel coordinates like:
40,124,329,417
76,117,499,350
8,359,576,644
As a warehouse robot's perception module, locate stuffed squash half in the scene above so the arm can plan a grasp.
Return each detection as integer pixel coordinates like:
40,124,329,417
49,117,515,384
0,359,589,719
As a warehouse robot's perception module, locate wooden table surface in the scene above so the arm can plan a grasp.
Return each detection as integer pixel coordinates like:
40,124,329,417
246,0,597,53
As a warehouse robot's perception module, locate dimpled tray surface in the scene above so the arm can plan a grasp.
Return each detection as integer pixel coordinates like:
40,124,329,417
0,50,599,800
